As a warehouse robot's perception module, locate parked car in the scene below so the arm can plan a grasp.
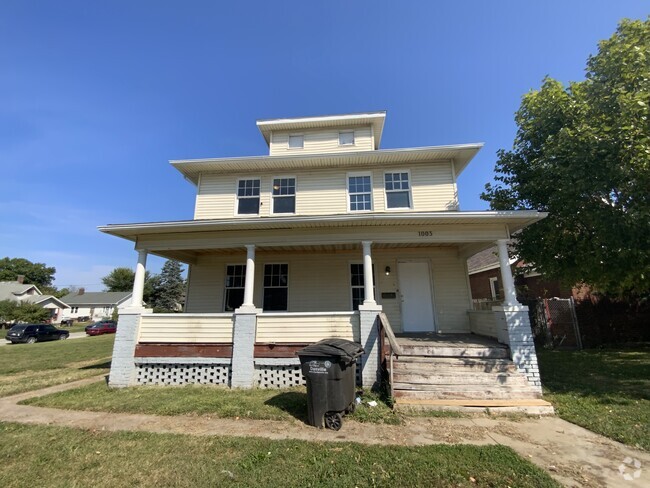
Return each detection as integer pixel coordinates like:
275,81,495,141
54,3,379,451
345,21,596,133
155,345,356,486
85,320,117,336
5,324,70,344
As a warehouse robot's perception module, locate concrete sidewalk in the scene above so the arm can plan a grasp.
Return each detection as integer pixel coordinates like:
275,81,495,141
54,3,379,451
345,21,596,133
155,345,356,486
1,376,648,487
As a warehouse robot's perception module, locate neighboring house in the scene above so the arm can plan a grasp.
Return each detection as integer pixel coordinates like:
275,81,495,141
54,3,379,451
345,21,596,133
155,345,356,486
60,288,132,321
100,111,551,412
467,246,573,304
0,278,69,323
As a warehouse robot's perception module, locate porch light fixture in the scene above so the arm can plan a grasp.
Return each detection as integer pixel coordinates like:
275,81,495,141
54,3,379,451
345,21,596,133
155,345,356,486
385,266,391,276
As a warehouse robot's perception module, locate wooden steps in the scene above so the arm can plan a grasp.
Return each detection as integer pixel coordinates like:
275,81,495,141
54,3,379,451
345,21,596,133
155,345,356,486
390,335,550,414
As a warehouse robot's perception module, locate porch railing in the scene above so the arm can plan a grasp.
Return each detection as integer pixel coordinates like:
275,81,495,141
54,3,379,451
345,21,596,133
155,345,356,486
255,312,360,343
377,312,402,400
138,313,234,343
467,310,499,339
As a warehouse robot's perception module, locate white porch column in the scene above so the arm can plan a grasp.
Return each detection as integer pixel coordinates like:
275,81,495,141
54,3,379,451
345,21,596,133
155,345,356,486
496,239,518,307
242,245,256,308
131,249,148,308
361,241,376,305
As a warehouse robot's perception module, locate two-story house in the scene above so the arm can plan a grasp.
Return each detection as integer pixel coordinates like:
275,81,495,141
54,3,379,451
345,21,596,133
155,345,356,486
102,112,552,413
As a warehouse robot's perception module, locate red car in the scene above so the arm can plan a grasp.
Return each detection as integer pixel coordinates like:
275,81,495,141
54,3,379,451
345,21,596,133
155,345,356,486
85,321,117,336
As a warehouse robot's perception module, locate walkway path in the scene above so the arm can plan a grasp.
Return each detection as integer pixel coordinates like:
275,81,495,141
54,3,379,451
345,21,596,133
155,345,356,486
1,376,648,487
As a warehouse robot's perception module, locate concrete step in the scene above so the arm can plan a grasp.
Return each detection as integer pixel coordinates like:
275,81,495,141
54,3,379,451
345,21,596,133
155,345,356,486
392,371,529,386
392,357,518,373
398,344,509,358
393,398,555,415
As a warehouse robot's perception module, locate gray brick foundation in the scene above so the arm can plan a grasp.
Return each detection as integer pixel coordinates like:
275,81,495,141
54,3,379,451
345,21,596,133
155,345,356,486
358,304,382,388
230,308,259,388
109,308,150,388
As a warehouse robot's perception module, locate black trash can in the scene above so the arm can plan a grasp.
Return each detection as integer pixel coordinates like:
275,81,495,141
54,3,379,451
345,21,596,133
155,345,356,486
297,338,364,430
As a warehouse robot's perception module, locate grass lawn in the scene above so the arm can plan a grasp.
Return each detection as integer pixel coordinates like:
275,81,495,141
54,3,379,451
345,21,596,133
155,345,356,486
24,381,401,425
0,422,558,487
538,346,650,450
0,334,113,397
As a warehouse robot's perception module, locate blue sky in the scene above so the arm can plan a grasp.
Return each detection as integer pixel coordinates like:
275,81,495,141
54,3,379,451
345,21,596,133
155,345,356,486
1,1,647,291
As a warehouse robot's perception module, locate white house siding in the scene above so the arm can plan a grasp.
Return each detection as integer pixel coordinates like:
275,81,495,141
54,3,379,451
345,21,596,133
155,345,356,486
184,247,471,334
194,162,457,219
269,126,373,156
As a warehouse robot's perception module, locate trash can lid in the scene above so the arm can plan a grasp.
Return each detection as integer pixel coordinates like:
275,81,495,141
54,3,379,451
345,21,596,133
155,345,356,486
297,338,365,360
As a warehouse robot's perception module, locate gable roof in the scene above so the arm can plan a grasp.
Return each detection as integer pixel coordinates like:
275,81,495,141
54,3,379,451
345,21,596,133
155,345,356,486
23,294,69,308
256,111,387,149
0,281,41,301
60,291,132,306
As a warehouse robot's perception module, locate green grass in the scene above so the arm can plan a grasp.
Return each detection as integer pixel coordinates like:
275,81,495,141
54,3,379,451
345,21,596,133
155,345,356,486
0,422,558,487
538,346,650,450
24,382,401,425
0,334,113,397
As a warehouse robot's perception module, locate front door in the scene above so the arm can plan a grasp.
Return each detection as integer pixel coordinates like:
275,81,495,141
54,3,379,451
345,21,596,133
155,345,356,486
398,261,436,332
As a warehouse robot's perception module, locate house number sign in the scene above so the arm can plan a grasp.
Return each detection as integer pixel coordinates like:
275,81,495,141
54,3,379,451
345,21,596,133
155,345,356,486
418,230,433,237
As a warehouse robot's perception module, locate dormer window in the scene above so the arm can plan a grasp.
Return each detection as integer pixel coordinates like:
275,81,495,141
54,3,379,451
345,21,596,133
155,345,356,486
288,134,304,149
339,131,355,146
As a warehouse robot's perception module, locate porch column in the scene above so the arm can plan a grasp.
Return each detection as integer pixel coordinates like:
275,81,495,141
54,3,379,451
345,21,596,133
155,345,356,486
131,249,148,308
109,249,152,388
361,241,376,305
496,239,518,307
242,245,256,308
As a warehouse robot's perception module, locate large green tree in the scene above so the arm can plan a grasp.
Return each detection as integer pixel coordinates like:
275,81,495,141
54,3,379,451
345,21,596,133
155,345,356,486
0,257,56,288
482,18,650,295
152,260,186,312
0,300,50,324
102,267,156,303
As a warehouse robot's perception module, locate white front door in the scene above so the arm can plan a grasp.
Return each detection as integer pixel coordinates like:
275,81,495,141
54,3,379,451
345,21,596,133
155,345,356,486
398,261,436,332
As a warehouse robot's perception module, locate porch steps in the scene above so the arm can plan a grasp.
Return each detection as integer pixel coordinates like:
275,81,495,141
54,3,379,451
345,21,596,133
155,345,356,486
390,337,553,414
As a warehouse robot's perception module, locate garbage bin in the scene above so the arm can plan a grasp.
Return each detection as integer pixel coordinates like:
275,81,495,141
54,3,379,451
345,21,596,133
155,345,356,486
297,338,365,430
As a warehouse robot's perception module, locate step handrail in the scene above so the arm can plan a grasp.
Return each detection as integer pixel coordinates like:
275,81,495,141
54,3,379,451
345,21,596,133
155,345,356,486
378,312,403,356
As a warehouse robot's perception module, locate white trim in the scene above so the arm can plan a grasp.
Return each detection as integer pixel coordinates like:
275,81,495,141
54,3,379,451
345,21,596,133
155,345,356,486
383,169,413,210
346,171,373,213
450,160,459,210
489,276,501,300
257,112,386,127
397,259,437,332
270,175,297,215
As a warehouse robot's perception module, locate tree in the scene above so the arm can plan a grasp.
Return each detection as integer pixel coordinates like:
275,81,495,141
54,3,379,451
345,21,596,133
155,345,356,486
482,18,650,296
102,267,156,304
0,257,56,288
0,300,50,324
152,260,186,312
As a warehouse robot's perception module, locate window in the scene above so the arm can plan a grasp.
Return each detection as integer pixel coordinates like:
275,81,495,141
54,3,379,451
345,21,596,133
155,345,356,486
348,174,372,211
263,264,288,311
237,179,260,215
339,131,354,145
272,177,296,214
288,134,303,148
384,172,411,208
489,276,502,300
71,307,78,314
224,265,246,311
350,263,376,310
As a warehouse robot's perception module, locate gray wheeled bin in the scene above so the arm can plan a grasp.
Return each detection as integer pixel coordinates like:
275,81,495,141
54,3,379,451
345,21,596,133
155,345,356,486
297,338,364,430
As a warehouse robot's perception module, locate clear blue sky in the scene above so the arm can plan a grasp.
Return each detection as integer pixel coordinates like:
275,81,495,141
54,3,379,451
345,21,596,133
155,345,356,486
1,1,647,291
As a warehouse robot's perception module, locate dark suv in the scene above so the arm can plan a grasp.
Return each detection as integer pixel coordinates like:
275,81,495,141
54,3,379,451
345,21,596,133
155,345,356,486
5,324,70,344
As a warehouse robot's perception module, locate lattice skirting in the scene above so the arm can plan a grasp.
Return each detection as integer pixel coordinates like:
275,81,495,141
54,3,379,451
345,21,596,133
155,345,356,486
136,363,232,386
254,363,362,389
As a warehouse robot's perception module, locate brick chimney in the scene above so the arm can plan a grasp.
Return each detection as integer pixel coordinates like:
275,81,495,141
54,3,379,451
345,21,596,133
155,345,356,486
16,275,25,284
78,287,85,295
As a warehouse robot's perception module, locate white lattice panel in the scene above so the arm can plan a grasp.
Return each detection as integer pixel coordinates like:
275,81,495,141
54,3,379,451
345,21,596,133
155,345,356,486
136,363,231,386
254,365,306,388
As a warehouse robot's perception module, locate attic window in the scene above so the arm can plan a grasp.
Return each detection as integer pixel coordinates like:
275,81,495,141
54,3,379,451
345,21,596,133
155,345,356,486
339,131,355,146
288,134,303,149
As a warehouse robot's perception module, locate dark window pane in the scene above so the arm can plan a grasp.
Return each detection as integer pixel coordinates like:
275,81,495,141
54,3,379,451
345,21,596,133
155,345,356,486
273,196,295,213
224,289,244,311
386,191,410,208
352,288,365,311
263,288,288,311
238,197,259,214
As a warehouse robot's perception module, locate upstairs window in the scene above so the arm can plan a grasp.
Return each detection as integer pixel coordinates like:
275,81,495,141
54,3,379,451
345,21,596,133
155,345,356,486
348,174,372,211
272,177,296,214
384,172,411,208
237,179,260,215
339,131,355,146
288,134,304,149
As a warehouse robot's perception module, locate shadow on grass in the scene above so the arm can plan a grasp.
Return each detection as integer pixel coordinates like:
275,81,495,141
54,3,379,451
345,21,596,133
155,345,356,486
80,361,112,370
264,391,308,423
